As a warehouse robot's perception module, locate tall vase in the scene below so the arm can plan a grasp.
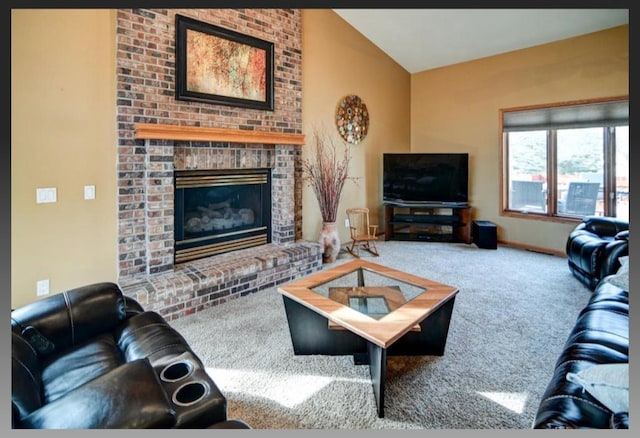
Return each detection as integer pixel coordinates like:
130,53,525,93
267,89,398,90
319,221,340,263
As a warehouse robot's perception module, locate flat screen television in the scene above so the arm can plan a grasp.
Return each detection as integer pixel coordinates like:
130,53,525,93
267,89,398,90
383,153,469,207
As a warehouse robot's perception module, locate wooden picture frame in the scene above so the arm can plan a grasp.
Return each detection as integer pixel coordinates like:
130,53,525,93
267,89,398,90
175,14,274,111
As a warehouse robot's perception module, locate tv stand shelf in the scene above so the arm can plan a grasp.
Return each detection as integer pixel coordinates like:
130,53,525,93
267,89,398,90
384,205,472,244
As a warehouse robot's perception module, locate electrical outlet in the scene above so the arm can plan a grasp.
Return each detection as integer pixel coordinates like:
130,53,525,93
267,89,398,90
37,279,50,296
345,218,350,228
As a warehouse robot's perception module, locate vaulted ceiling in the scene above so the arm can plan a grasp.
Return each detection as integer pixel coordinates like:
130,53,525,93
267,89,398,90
333,9,629,73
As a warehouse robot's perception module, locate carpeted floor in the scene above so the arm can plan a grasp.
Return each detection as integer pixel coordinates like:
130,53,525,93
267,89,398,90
169,240,592,429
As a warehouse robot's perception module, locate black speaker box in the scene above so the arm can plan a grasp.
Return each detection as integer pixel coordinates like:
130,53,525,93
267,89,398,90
473,220,497,249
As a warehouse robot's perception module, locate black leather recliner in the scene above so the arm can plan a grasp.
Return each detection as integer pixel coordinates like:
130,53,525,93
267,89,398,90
565,216,628,290
11,282,250,429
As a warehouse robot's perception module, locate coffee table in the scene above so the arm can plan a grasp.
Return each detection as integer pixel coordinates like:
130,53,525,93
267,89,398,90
278,259,458,417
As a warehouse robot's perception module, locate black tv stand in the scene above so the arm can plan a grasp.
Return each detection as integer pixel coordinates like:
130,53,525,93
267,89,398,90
384,204,472,243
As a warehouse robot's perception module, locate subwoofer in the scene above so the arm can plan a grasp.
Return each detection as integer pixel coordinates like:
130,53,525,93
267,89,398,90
473,220,497,249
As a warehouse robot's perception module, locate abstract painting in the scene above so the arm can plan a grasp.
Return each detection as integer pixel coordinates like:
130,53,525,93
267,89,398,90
175,15,274,110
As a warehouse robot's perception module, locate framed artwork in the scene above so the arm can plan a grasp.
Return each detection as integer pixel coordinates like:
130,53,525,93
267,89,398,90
175,14,274,110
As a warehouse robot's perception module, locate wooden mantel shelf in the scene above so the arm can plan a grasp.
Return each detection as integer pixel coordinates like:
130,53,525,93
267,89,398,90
134,123,305,145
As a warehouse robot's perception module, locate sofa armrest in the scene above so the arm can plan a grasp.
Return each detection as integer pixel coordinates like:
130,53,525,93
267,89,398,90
115,312,228,427
11,283,127,356
17,359,176,429
599,239,629,282
614,230,629,240
582,216,629,237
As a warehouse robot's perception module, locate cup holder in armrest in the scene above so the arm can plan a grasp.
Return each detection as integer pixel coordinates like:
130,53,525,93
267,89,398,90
160,360,194,382
172,381,209,407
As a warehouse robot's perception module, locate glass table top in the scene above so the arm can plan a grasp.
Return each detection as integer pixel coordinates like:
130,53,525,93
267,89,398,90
310,267,426,320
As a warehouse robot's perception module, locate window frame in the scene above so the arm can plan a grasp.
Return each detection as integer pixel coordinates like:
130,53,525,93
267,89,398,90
499,96,628,224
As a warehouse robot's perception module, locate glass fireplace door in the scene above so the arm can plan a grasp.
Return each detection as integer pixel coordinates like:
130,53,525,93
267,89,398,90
174,169,271,264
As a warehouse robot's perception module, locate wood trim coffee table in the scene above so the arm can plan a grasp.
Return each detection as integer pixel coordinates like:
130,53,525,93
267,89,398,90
278,259,459,418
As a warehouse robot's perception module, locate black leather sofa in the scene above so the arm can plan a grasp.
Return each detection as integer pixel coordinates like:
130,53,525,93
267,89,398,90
11,282,250,429
533,274,629,428
565,216,628,290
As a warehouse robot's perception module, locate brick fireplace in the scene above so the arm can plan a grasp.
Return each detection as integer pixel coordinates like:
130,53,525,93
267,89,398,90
114,9,321,320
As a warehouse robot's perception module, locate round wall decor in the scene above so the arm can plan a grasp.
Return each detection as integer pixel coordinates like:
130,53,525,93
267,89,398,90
336,95,369,144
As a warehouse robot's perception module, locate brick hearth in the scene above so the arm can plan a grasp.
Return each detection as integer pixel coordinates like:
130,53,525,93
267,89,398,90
120,242,321,321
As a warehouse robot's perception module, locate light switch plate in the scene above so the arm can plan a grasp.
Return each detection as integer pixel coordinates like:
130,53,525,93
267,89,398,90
36,279,50,296
84,185,96,200
36,188,57,204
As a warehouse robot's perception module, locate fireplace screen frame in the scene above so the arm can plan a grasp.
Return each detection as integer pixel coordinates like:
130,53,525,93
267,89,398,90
174,168,272,264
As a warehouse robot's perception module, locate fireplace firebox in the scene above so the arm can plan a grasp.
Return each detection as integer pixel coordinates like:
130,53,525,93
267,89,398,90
174,168,272,264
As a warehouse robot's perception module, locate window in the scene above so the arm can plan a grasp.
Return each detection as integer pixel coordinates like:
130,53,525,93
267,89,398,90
501,98,628,221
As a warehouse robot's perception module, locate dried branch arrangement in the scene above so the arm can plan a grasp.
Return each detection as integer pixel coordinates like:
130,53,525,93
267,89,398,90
301,126,353,223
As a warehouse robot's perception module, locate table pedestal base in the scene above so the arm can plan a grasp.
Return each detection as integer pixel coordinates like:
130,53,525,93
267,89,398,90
282,296,455,418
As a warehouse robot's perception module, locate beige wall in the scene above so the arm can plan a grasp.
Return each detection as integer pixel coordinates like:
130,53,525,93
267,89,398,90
410,25,629,254
11,10,627,307
301,10,411,243
11,10,117,308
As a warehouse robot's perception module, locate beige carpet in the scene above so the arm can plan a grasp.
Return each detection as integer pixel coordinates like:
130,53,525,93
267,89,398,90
169,240,591,429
